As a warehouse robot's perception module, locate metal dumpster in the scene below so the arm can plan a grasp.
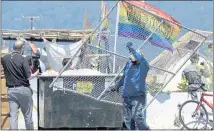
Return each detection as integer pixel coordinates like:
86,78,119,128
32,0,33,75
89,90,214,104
38,74,123,129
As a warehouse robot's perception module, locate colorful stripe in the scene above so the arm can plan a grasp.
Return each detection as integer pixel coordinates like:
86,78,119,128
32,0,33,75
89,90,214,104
129,1,180,24
118,1,181,52
103,2,109,29
118,23,150,40
118,23,173,52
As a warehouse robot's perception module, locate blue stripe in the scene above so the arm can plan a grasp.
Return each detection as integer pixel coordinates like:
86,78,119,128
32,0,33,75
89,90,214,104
118,23,151,40
118,23,173,52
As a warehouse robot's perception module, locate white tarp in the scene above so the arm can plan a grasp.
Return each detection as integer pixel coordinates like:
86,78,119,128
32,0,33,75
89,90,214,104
44,40,83,71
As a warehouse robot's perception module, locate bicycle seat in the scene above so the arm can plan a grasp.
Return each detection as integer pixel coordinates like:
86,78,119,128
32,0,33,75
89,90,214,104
188,83,207,92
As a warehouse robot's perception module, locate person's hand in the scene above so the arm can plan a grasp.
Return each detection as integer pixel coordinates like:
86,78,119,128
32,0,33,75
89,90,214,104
126,42,133,49
35,69,40,75
200,61,205,66
109,85,119,93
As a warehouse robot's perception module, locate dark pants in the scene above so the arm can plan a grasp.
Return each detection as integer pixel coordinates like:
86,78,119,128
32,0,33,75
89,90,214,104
123,95,150,130
7,86,34,129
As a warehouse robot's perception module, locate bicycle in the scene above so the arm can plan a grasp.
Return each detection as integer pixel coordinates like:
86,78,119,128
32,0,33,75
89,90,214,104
179,85,213,130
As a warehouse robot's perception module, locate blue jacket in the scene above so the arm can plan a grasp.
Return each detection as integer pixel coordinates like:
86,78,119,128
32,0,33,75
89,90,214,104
115,48,150,97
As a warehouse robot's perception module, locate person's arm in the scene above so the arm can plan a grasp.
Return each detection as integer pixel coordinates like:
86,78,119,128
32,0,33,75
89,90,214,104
110,72,125,92
126,42,142,62
115,72,125,88
115,63,128,88
199,63,210,78
129,47,142,63
129,47,150,70
23,58,39,80
29,70,39,80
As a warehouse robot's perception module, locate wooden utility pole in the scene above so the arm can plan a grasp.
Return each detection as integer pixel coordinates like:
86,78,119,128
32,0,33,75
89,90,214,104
22,16,40,30
21,16,40,54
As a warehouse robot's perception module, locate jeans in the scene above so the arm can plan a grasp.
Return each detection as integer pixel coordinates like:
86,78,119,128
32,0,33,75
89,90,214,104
123,95,149,130
7,86,34,129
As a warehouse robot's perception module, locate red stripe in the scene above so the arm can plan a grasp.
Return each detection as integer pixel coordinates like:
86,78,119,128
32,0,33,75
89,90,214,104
127,1,180,24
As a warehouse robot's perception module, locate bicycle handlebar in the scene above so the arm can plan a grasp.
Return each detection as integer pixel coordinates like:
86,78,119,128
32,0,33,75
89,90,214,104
200,84,207,91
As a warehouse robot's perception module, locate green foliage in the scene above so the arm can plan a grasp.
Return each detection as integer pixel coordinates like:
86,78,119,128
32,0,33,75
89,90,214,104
177,82,187,92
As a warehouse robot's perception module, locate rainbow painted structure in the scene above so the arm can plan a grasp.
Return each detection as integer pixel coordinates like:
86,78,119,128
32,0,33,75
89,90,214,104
118,1,181,53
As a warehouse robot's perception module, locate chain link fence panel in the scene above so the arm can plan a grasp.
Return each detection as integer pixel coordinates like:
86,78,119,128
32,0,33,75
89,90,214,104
38,1,211,128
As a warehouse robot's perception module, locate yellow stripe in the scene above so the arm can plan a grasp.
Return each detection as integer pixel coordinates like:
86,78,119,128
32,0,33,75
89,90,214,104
119,3,128,17
119,2,180,42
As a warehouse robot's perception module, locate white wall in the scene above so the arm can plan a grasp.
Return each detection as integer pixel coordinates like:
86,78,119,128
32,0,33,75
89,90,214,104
146,92,213,129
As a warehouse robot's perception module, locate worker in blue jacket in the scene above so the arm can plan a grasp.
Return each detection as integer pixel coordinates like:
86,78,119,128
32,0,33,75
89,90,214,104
110,42,150,130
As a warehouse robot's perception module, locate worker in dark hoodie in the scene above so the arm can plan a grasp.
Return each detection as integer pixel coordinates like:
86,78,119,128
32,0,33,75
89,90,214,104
110,42,150,130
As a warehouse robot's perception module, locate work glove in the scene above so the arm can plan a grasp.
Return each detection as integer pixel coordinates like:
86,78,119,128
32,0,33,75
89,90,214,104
109,85,119,93
200,61,205,66
126,42,133,50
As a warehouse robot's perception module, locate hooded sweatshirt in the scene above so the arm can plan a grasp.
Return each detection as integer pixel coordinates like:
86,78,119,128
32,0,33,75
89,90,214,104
115,47,150,97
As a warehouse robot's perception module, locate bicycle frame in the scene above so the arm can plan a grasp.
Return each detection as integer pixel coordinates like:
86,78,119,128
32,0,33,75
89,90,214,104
195,92,213,112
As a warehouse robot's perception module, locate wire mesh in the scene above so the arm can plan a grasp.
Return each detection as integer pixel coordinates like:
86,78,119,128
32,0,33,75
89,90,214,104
50,1,209,104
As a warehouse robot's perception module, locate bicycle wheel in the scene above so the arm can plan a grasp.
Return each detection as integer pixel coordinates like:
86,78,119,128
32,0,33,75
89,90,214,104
179,100,208,130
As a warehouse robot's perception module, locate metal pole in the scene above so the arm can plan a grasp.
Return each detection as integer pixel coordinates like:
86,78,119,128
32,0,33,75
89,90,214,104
97,1,104,71
22,16,40,30
97,0,104,47
141,37,208,113
113,2,120,73
30,18,33,30
49,1,120,88
88,42,175,74
177,47,213,64
85,27,175,74
125,1,207,38
97,20,164,100
22,16,40,54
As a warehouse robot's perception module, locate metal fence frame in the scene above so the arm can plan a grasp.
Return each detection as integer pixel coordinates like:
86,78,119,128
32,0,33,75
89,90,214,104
47,1,209,111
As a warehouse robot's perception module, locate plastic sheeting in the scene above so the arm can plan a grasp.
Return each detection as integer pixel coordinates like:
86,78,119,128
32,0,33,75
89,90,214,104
44,40,83,72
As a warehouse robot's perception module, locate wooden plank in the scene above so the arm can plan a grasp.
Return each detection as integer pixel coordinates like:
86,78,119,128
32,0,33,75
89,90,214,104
2,29,94,42
1,96,8,102
2,37,83,43
0,62,5,77
1,78,10,129
1,115,10,129
1,105,9,114
1,79,7,95
1,100,10,129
